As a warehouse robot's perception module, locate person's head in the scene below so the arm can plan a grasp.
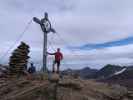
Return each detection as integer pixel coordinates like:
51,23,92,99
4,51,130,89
31,63,34,66
57,48,60,52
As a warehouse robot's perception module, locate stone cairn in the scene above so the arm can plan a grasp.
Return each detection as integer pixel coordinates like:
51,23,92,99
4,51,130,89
9,42,30,76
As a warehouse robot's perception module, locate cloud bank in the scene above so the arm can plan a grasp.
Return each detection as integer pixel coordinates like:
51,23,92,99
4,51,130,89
0,0,133,69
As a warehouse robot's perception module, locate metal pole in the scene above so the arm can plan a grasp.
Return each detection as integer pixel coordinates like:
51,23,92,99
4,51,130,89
43,31,47,72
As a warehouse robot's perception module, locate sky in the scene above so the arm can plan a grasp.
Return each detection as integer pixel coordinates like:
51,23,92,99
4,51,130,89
0,0,133,70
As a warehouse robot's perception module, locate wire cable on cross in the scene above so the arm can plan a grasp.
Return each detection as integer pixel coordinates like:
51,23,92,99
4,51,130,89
54,32,80,56
0,19,33,63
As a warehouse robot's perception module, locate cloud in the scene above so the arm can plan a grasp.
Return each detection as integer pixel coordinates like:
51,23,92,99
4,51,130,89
0,0,133,69
61,44,133,69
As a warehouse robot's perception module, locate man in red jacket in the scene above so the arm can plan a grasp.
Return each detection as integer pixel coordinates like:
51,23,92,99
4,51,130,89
47,48,63,73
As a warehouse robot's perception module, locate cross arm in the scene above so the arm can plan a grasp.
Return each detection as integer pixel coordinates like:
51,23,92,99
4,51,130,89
33,17,42,25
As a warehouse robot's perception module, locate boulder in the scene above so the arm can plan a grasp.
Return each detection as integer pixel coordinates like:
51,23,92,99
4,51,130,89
58,76,83,90
49,73,60,82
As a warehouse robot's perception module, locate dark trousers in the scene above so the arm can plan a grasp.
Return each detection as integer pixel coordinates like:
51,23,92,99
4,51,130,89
53,60,60,73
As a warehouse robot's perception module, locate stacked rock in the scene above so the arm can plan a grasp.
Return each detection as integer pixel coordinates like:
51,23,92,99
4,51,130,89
9,42,30,76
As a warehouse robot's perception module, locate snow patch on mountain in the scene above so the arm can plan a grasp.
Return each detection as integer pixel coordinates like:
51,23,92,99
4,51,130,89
114,68,127,75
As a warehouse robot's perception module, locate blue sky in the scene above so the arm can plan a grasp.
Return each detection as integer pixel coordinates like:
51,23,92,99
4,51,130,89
0,0,133,70
74,36,133,50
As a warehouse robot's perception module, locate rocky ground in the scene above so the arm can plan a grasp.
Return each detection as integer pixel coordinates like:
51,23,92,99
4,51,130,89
0,74,133,100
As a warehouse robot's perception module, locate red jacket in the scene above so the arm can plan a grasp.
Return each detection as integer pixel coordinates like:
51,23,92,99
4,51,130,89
54,52,63,61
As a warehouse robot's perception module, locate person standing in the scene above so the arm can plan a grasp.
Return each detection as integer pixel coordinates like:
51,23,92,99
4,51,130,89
28,63,36,74
47,48,63,73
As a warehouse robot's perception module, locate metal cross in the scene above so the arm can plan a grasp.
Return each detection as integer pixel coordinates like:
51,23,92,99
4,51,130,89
33,12,56,72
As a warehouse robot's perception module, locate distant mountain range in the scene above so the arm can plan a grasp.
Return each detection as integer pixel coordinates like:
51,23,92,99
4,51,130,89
61,67,98,79
100,66,133,89
89,64,126,79
62,64,127,79
62,64,133,89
